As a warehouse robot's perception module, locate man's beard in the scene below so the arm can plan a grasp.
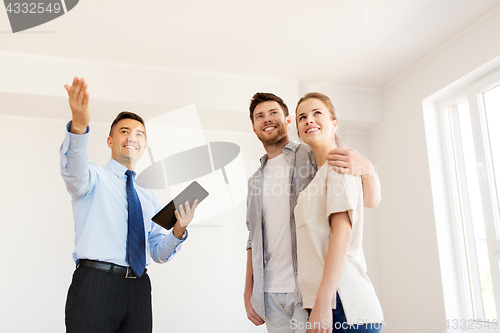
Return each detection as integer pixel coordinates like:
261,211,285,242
256,123,288,147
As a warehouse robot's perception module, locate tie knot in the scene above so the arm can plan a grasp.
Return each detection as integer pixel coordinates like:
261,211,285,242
126,170,134,178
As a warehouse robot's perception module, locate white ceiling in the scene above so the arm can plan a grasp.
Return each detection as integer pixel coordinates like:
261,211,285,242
1,0,500,90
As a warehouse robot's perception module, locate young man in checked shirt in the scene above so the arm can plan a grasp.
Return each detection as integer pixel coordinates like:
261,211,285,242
244,92,381,333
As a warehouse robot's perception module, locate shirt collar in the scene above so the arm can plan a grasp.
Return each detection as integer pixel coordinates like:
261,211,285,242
105,159,130,178
258,140,301,166
284,140,300,152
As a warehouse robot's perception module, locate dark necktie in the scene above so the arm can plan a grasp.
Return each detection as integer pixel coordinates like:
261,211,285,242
125,170,146,277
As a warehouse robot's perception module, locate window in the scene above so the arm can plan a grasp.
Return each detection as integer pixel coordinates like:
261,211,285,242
425,66,500,330
447,98,496,321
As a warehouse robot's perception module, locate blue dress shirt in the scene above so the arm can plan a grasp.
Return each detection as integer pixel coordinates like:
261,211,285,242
60,122,186,266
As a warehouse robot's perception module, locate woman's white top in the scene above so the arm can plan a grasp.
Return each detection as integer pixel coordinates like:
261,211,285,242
294,163,383,325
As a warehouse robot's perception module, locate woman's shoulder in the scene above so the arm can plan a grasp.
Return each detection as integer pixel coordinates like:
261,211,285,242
325,164,358,178
325,165,362,187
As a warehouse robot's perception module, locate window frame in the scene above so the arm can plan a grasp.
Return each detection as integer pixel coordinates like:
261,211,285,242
424,65,500,332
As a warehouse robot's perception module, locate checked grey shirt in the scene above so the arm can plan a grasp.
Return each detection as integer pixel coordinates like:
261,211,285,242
246,140,318,320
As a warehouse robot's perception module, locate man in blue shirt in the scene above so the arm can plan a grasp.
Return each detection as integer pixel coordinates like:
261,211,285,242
61,77,197,333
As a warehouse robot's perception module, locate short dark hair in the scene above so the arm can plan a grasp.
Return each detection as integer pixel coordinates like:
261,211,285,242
109,111,146,137
249,92,289,124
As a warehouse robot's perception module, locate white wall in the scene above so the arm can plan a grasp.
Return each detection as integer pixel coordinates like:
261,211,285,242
370,6,500,331
0,116,75,332
0,52,383,128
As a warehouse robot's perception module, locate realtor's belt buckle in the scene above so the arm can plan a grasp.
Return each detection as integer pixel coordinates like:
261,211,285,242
125,267,137,279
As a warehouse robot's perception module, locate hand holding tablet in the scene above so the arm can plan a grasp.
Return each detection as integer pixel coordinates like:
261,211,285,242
174,199,198,228
152,181,209,230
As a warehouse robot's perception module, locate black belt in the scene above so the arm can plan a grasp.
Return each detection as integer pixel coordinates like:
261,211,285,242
78,259,147,278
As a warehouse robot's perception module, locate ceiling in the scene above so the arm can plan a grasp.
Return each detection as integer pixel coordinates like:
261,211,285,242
1,0,500,90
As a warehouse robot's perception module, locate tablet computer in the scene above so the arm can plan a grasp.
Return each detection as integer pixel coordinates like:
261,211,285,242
151,181,209,230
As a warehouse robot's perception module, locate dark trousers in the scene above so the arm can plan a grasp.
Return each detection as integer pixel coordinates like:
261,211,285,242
65,264,152,333
308,295,382,333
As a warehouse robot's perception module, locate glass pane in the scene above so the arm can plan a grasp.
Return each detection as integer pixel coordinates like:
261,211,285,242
482,84,500,321
451,100,497,320
483,84,500,241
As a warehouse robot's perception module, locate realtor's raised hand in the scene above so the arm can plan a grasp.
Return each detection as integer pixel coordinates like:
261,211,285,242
64,77,90,135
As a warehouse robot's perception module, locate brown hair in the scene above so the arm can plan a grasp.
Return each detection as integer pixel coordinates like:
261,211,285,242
295,92,342,145
109,111,146,137
249,92,289,124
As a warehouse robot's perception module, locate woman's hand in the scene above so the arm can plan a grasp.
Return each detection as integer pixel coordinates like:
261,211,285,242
326,146,381,207
307,304,333,333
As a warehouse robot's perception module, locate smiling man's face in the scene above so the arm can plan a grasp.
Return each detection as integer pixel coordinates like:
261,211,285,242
252,101,291,146
107,118,147,170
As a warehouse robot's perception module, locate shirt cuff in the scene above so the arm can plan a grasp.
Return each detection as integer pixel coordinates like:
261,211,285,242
246,237,252,250
174,230,188,241
60,121,91,170
66,120,90,135
167,229,188,247
161,230,188,262
63,121,90,150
